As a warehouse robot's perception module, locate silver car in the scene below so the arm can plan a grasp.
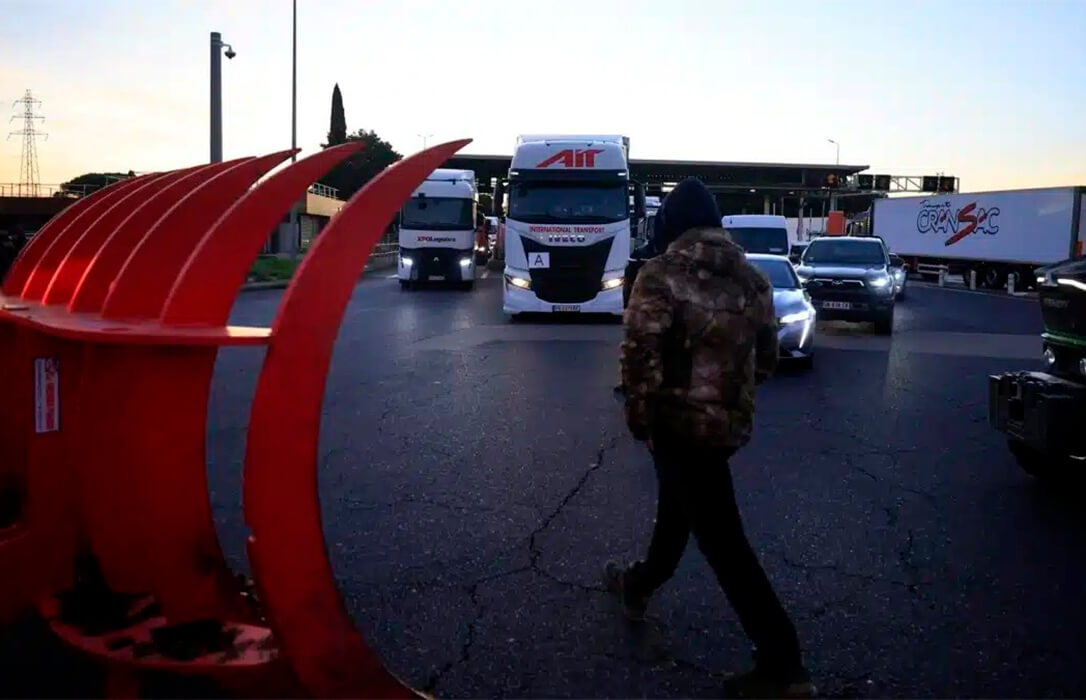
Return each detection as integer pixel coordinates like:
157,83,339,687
747,253,816,368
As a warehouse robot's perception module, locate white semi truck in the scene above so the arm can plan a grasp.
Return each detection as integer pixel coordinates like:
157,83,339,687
499,134,644,317
397,168,478,291
870,186,1085,290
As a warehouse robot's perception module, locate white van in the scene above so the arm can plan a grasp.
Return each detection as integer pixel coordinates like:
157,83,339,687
721,214,790,256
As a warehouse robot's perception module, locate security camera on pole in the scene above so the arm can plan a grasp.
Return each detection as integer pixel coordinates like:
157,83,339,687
209,32,236,164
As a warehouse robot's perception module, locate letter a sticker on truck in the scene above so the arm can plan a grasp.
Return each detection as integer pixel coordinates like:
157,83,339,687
529,252,550,269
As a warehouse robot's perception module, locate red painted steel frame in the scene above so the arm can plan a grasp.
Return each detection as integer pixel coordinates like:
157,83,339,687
243,139,471,697
0,138,471,697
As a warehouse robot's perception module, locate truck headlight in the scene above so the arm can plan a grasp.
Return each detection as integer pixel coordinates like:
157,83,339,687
401,256,413,267
505,274,531,290
459,258,472,267
602,277,624,291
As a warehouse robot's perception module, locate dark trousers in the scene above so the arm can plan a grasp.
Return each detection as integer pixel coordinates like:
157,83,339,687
626,433,803,673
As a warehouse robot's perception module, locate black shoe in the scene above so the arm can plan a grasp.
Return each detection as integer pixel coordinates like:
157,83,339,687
603,560,649,622
721,665,816,698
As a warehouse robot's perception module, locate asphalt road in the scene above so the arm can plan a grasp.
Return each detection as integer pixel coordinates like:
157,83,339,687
4,270,1080,698
193,270,1086,699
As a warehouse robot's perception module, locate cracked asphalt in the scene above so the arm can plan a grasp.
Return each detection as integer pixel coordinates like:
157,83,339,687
197,273,1086,698
4,273,1082,698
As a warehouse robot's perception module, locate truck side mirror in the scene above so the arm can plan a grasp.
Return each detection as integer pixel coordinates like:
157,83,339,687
632,181,646,221
493,180,506,217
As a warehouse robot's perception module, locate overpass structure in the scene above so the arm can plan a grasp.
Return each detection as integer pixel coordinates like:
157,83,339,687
445,153,958,219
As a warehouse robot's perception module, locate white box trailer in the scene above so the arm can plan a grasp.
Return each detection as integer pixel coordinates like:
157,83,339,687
871,186,1085,289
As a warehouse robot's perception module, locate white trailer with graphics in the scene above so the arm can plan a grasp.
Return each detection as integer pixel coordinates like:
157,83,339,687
397,168,478,291
500,134,644,318
870,186,1085,290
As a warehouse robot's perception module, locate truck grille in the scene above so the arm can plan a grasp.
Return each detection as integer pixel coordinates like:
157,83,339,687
521,237,613,304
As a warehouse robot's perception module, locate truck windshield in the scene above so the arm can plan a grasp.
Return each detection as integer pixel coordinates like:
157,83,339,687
509,181,628,224
400,197,474,230
748,258,800,289
803,239,886,265
725,227,790,255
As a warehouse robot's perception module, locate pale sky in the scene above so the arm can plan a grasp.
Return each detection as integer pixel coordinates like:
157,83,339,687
2,0,1083,193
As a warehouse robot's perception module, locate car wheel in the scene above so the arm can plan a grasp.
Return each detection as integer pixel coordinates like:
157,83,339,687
399,280,410,290
895,287,906,301
874,314,894,335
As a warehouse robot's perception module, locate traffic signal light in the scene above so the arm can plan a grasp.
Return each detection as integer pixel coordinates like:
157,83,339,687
922,176,939,192
856,174,873,190
874,174,891,191
938,176,956,193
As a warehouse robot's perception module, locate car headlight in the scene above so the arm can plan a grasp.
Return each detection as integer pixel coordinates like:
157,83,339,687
868,275,891,289
505,274,531,290
780,310,813,325
602,277,623,291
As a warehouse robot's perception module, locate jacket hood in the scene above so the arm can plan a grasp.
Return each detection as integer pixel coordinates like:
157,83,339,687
666,226,748,274
652,178,722,252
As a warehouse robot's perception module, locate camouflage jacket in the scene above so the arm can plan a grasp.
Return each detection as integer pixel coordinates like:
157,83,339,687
620,226,779,448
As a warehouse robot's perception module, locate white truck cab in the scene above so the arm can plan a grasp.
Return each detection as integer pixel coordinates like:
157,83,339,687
721,214,791,255
398,168,477,291
500,134,644,317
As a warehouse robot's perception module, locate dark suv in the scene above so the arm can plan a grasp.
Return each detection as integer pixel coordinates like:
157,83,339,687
795,236,897,335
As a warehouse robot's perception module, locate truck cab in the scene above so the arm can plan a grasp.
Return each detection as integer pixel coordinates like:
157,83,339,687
500,135,644,317
398,169,478,291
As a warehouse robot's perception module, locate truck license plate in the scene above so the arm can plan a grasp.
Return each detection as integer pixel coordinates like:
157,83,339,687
552,304,581,312
823,301,851,310
429,275,445,281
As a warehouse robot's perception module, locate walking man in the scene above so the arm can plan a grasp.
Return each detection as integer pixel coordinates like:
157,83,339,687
608,178,814,698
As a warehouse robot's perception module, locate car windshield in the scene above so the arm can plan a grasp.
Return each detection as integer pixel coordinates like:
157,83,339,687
400,196,474,230
509,181,628,223
725,227,790,255
803,239,886,265
748,258,800,289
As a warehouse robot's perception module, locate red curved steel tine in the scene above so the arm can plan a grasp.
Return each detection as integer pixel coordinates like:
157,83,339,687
68,158,252,313
1,177,144,295
162,142,365,326
244,138,471,698
42,172,181,306
101,150,294,321
19,175,157,301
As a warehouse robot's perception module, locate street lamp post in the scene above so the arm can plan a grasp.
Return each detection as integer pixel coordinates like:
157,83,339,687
210,32,235,163
291,0,297,162
418,133,434,149
827,138,840,166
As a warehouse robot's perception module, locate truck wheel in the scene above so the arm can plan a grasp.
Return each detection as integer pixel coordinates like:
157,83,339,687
874,314,894,335
982,266,1007,290
460,280,475,292
399,280,410,291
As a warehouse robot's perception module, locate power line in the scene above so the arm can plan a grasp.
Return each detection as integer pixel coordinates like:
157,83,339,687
8,89,48,197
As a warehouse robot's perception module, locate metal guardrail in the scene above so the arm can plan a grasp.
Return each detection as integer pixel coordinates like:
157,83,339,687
4,180,343,202
0,183,99,198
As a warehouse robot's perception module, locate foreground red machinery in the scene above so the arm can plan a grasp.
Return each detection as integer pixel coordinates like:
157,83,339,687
0,138,470,697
